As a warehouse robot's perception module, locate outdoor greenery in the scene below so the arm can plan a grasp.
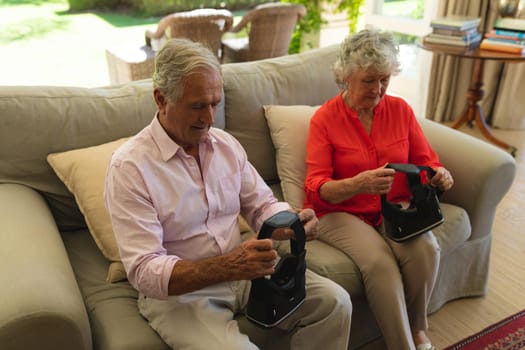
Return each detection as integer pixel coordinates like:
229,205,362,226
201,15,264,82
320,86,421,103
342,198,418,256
135,0,270,15
1,0,417,87
331,0,365,32
284,0,365,53
1,0,162,87
65,0,271,15
0,0,273,87
284,0,325,53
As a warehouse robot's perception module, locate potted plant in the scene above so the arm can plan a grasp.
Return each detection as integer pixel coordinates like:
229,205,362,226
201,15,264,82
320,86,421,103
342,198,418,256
284,0,364,53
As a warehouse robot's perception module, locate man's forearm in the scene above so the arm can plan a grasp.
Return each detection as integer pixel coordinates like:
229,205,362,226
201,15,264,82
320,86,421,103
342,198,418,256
168,256,234,295
167,239,276,296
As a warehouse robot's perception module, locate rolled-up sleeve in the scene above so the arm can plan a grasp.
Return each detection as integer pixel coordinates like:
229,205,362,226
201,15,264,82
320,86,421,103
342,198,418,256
105,155,178,300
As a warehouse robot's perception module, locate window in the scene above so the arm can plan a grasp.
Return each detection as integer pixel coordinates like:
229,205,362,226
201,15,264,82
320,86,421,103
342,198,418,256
364,0,438,117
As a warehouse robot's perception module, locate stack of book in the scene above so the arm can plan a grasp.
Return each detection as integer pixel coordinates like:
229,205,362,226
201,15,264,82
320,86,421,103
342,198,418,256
480,18,525,55
423,16,482,47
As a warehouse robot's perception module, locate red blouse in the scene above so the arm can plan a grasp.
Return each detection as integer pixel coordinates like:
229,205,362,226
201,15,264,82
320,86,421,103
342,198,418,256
304,93,442,227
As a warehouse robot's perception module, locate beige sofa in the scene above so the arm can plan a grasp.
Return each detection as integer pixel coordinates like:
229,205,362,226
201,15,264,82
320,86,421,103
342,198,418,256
0,44,516,350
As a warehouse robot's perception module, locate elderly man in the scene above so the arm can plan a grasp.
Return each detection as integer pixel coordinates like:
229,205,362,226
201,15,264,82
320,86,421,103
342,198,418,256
104,38,352,350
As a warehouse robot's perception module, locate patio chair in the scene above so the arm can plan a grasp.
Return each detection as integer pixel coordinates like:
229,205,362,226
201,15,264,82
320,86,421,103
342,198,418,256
221,2,307,63
145,8,233,59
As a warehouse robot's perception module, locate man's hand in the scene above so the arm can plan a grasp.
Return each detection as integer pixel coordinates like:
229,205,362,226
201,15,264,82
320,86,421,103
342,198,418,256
168,209,319,295
224,238,278,280
270,208,319,242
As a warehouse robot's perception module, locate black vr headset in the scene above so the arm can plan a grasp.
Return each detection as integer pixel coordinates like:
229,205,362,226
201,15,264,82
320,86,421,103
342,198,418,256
381,163,444,242
246,211,307,328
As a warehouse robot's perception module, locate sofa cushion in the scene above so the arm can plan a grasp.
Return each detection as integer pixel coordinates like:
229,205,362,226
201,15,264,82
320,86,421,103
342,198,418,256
222,44,340,183
0,83,157,232
47,138,129,282
61,229,169,350
263,104,319,208
433,203,471,254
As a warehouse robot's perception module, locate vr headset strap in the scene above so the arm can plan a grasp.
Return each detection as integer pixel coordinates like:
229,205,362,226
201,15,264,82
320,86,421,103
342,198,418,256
384,164,442,201
257,213,306,255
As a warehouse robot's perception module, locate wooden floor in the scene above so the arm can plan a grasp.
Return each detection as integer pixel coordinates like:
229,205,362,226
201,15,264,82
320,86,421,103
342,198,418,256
366,125,525,350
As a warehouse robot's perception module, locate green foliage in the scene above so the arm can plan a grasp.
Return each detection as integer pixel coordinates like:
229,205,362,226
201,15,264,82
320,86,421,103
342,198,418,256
0,14,70,44
67,0,95,11
0,0,64,4
68,0,122,12
283,0,325,54
333,0,364,33
392,32,417,45
411,0,424,19
132,0,176,16
66,0,271,16
284,0,364,54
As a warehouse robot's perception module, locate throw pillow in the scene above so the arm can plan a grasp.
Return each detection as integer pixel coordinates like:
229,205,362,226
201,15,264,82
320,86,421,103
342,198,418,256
47,138,129,282
238,215,252,233
48,138,255,282
263,105,320,209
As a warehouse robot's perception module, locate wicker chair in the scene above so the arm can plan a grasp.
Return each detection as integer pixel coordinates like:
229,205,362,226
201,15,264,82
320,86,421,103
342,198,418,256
145,8,233,59
221,2,307,63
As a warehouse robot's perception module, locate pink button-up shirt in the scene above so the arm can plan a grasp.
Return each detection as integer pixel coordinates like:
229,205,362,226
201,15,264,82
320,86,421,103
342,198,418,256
104,116,290,299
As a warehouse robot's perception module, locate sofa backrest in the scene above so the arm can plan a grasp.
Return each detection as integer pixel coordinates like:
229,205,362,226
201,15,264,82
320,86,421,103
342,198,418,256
0,44,339,231
222,44,340,183
0,82,158,230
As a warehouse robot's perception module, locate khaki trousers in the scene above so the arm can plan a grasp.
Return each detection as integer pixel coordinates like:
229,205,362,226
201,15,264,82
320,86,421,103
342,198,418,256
319,212,440,350
138,269,352,350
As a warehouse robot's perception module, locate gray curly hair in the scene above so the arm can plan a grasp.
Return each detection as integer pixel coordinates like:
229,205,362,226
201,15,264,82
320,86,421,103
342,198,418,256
152,38,222,102
333,27,401,90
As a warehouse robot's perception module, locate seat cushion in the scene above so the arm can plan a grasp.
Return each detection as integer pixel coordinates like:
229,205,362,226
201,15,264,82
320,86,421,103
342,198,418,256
62,229,169,350
433,202,472,255
63,229,293,350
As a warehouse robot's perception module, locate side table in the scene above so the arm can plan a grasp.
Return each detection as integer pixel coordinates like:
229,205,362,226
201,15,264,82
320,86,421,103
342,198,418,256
105,44,156,85
419,42,524,156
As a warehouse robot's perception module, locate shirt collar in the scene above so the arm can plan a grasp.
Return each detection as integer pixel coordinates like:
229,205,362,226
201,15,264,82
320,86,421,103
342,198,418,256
150,113,216,162
338,93,386,118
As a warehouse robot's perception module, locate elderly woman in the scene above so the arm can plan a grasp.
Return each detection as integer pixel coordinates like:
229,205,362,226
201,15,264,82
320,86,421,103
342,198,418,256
303,28,454,350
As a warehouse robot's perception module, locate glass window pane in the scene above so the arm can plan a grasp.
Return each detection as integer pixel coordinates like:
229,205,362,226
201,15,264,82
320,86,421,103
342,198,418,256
380,0,425,20
392,32,419,78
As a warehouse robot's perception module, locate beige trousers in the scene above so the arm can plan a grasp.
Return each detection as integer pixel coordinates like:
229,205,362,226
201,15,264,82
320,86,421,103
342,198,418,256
138,269,352,350
319,212,440,350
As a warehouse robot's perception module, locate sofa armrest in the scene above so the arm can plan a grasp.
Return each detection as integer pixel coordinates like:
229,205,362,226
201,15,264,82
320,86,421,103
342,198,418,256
419,118,516,241
0,184,92,350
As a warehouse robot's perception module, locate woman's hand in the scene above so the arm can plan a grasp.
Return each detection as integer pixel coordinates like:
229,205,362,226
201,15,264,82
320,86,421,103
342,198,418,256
297,208,319,241
319,165,395,204
352,165,395,195
430,167,454,192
